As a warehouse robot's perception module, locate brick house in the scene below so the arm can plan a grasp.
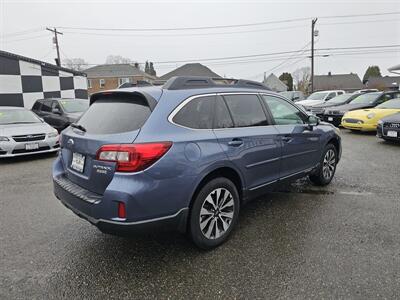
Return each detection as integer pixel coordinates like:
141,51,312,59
84,64,156,94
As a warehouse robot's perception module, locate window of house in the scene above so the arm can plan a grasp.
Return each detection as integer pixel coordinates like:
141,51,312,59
87,79,92,88
99,79,105,88
118,78,130,86
223,94,268,128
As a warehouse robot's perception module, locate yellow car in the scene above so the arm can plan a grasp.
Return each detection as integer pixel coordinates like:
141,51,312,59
342,99,400,131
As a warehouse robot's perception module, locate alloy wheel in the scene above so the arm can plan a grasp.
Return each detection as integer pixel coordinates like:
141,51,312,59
199,188,235,240
322,149,336,180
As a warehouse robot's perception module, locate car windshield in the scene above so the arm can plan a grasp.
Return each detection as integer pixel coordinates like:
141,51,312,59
376,99,400,109
59,99,89,113
0,109,42,125
307,92,328,100
350,92,381,104
326,93,353,104
279,92,294,99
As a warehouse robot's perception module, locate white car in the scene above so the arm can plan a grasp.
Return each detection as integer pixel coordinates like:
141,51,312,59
0,106,59,158
297,90,346,108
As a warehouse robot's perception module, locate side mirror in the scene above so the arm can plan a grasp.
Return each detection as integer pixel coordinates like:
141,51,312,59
307,115,320,127
293,96,299,101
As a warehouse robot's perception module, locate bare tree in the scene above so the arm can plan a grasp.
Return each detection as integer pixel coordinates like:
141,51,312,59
62,58,88,71
293,66,311,94
105,55,132,64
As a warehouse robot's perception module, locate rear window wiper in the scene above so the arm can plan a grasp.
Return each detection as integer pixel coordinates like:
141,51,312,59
70,123,87,132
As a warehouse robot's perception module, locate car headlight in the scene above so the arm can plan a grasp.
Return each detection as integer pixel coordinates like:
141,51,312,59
367,113,375,119
0,136,9,142
47,131,58,138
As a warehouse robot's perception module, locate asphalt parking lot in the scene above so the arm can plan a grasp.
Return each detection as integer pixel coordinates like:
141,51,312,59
0,130,399,299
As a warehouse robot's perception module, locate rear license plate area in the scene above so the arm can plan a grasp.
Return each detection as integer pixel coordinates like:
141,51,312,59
71,152,85,173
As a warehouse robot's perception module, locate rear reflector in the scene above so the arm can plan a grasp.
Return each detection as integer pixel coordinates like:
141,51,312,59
96,142,172,172
118,202,126,219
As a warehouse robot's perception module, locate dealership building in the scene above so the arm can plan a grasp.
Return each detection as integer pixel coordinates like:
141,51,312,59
0,50,88,109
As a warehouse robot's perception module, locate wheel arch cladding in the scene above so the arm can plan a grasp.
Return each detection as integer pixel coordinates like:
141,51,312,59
189,167,244,211
327,137,340,154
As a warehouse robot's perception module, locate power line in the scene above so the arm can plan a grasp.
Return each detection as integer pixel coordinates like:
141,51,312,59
1,27,44,37
264,41,313,74
1,34,49,43
61,24,307,38
152,44,400,64
53,11,400,32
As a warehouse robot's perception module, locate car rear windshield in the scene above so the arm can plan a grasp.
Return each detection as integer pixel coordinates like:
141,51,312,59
350,92,380,104
327,93,353,104
307,92,328,100
77,94,151,134
376,99,400,109
60,99,89,113
0,109,42,125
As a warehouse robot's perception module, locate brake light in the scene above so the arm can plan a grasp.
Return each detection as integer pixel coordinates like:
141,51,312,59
96,142,172,172
118,202,126,219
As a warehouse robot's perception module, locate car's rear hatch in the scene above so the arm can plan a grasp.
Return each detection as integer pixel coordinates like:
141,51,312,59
60,91,157,195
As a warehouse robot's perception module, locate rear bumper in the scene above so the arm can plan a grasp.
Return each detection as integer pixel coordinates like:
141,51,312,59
53,173,189,234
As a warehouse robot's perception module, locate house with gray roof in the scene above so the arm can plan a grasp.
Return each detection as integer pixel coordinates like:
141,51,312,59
84,64,156,94
262,73,287,92
313,72,363,92
159,63,221,81
365,76,400,90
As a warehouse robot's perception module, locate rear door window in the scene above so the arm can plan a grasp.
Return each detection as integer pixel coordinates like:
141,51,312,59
41,100,52,112
214,96,234,129
32,101,42,111
172,95,214,129
77,94,152,134
223,94,268,127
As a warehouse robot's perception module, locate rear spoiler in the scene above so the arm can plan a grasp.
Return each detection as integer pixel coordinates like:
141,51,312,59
90,90,158,111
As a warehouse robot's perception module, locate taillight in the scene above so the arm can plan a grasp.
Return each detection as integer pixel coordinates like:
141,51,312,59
96,142,172,172
117,202,126,219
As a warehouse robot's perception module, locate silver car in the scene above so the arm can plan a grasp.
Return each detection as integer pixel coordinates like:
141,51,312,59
0,106,59,158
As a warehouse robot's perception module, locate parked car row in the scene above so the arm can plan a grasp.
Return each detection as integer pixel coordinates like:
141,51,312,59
279,89,400,142
0,98,89,158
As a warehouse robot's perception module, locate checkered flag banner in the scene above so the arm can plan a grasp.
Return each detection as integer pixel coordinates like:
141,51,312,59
0,50,88,108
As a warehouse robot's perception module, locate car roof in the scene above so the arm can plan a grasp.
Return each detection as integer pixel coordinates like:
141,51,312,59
0,106,26,110
37,98,85,101
96,83,276,103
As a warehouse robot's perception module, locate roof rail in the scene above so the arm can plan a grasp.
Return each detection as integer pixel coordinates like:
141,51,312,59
163,76,270,91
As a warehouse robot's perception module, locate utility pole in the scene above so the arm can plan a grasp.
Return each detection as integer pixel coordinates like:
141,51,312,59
311,18,318,93
46,27,63,67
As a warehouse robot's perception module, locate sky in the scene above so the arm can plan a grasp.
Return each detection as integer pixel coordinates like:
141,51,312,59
0,0,399,82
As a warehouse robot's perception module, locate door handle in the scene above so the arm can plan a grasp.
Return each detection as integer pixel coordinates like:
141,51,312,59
281,136,292,143
228,139,243,147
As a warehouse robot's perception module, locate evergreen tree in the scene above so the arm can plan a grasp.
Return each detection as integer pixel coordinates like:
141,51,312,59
363,66,382,83
279,72,294,91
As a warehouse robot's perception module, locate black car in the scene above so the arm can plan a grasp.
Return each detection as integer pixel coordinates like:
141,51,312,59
32,98,89,132
377,112,400,142
322,91,400,127
309,93,361,117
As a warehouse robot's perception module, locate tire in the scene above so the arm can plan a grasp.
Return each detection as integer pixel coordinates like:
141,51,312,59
189,177,240,250
309,143,338,186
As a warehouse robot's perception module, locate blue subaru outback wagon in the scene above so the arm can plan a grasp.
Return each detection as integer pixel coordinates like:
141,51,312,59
53,76,341,249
